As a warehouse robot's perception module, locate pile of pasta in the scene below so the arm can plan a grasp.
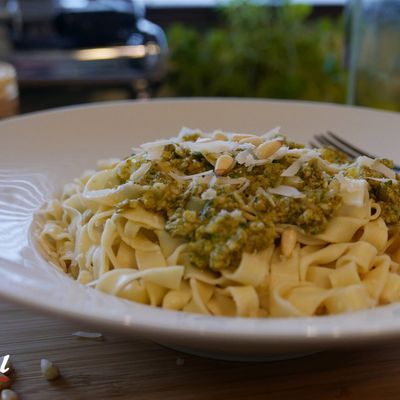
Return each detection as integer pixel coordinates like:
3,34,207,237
35,132,400,318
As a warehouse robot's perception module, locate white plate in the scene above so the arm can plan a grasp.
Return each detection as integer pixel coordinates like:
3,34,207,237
1,99,400,361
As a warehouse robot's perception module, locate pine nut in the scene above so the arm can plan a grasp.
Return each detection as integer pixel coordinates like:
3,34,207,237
40,359,60,381
213,132,228,141
215,154,234,176
239,136,263,146
1,390,18,400
231,133,255,142
255,140,283,159
281,228,297,257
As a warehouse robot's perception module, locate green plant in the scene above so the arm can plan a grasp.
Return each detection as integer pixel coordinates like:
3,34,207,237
164,0,347,102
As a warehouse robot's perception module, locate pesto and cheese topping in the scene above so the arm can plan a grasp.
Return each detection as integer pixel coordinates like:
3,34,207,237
35,128,400,318
105,128,399,271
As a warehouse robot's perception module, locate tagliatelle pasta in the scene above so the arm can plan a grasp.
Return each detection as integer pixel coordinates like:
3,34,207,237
35,128,400,317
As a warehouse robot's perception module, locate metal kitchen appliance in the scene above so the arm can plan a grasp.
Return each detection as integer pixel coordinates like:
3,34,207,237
3,0,168,96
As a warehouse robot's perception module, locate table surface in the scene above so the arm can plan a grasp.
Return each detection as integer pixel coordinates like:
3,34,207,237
1,300,400,400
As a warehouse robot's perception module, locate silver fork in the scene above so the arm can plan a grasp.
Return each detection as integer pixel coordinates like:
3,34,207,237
311,131,400,172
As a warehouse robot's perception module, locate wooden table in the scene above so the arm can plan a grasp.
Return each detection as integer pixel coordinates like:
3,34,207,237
1,300,400,400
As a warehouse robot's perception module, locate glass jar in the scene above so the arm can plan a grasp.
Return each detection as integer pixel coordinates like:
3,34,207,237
347,0,400,111
0,62,18,119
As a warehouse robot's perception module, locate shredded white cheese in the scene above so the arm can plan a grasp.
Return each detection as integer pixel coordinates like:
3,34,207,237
366,177,397,183
96,158,121,170
141,139,176,161
130,162,151,182
141,139,174,150
356,156,396,180
217,177,249,186
131,147,144,155
235,149,252,165
237,180,250,193
196,137,213,143
267,185,305,198
256,187,276,206
145,146,164,161
180,140,237,154
178,127,202,138
267,145,291,161
235,150,271,167
336,174,368,207
209,175,217,187
261,126,281,139
201,188,217,200
281,149,320,177
169,169,215,181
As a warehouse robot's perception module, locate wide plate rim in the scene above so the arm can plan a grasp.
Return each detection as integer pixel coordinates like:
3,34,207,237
1,98,400,347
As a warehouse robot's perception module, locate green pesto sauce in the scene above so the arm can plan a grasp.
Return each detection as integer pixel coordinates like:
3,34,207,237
320,146,351,164
112,134,400,271
354,162,400,225
114,139,356,271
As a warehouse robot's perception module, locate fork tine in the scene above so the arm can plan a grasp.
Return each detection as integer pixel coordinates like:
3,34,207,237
308,141,319,149
314,134,358,158
314,134,330,147
314,132,400,171
326,131,376,159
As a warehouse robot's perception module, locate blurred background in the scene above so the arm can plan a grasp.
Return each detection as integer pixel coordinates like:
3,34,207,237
0,0,398,116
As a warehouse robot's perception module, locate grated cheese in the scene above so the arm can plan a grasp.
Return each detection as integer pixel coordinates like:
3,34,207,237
256,187,276,206
267,185,305,198
201,188,217,200
281,149,320,177
169,169,215,181
180,140,237,154
130,162,151,182
356,156,396,180
336,174,368,207
261,126,281,139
